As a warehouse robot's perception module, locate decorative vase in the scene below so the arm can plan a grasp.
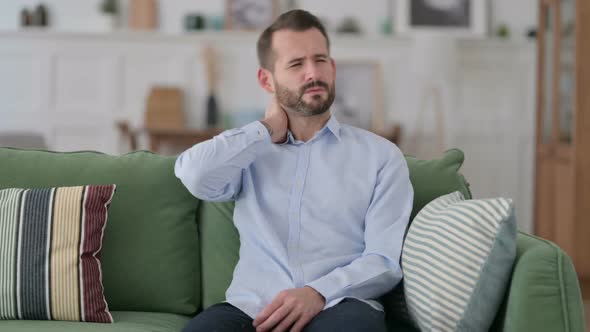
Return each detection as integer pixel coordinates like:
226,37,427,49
97,13,117,32
129,0,158,30
206,94,219,127
32,4,49,27
20,8,33,28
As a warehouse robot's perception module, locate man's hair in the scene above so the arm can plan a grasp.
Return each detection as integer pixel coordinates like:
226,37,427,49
257,10,330,71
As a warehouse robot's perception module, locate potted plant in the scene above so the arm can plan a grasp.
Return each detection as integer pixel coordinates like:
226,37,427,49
98,0,118,31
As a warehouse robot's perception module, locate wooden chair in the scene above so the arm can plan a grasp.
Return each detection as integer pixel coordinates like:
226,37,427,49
116,121,138,151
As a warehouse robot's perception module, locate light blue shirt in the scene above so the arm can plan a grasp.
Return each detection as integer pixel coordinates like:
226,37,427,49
174,115,413,319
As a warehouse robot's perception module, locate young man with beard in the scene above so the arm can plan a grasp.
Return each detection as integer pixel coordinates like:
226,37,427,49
175,9,413,332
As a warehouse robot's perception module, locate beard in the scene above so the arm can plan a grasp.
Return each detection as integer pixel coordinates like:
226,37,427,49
275,80,336,116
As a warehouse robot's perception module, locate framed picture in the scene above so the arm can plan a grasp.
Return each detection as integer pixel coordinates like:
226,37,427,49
395,0,487,36
332,61,385,133
225,0,279,30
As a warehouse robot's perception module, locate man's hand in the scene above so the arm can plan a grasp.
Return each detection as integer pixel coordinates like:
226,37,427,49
260,96,288,143
253,286,325,332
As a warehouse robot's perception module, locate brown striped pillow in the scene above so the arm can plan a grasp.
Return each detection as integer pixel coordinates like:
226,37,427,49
0,185,116,323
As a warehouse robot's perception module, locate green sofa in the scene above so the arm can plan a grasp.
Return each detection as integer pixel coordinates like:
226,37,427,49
0,147,585,332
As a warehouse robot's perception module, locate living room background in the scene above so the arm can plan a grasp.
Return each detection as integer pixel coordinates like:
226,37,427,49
0,0,538,231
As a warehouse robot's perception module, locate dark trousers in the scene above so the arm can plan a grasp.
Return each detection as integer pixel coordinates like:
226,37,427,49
182,298,387,332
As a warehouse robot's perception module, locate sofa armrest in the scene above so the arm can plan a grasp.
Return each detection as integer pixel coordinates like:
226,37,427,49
491,232,585,332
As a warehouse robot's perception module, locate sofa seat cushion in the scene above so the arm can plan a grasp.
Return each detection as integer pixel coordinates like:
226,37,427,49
0,311,190,332
0,148,201,315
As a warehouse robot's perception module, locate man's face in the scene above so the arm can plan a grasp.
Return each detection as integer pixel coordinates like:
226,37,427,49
269,28,336,116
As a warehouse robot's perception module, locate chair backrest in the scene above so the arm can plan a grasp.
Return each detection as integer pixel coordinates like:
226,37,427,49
115,121,139,151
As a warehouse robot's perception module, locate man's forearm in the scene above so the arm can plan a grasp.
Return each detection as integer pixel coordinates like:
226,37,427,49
305,253,402,305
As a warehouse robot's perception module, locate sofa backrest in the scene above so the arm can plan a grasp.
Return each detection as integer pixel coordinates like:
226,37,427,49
197,148,472,311
0,148,201,316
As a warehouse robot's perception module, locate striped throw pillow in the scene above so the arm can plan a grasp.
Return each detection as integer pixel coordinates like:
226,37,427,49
402,191,516,331
0,185,116,323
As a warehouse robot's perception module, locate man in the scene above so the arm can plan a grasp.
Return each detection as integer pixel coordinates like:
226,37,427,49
175,9,413,332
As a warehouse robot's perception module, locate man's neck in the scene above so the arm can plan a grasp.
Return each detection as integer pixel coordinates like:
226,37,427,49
286,111,331,142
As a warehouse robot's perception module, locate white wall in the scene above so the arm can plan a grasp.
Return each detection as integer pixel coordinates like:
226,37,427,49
0,0,537,39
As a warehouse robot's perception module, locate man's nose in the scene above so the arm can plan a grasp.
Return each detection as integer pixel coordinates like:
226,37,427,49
304,62,320,82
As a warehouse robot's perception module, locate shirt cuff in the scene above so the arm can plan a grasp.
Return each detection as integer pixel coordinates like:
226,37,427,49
305,276,339,304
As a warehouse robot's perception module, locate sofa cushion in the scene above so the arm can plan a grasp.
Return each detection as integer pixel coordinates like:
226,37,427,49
0,185,115,323
198,201,239,309
404,149,472,222
0,148,201,316
0,311,190,332
402,191,517,331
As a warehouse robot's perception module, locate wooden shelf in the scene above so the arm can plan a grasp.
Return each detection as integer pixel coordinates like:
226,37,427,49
0,29,536,50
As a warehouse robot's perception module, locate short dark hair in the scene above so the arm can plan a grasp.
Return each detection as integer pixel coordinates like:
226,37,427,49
257,10,330,71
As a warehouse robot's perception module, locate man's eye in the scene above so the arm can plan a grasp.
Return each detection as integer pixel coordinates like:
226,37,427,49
290,63,301,68
316,59,327,62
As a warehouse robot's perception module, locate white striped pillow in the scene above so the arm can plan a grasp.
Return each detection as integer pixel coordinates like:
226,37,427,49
402,191,517,331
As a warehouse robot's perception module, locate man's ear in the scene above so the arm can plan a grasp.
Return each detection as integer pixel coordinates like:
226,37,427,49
258,68,275,94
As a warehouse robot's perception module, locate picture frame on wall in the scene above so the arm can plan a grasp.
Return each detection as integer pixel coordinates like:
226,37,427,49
225,0,279,30
331,61,385,133
395,0,487,36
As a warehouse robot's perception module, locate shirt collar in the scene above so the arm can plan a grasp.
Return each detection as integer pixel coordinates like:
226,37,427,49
325,114,342,141
282,114,342,145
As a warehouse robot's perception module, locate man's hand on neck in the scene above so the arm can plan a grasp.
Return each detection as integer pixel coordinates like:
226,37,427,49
260,95,332,143
260,96,289,143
